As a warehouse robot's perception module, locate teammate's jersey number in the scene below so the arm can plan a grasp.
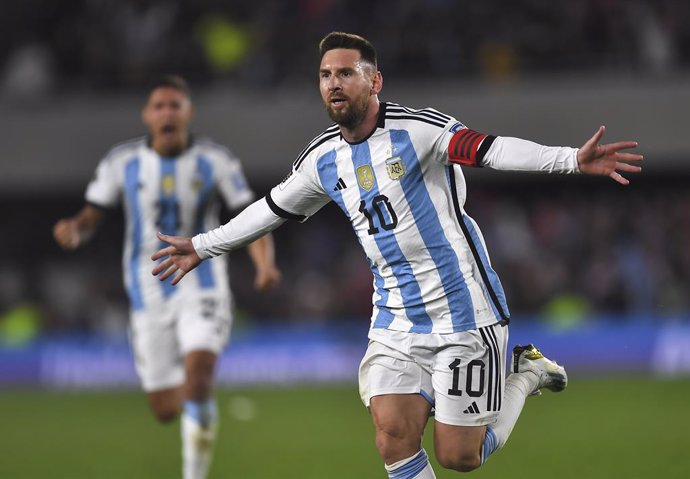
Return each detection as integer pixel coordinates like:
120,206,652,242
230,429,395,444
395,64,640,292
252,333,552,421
359,195,398,235
155,199,181,231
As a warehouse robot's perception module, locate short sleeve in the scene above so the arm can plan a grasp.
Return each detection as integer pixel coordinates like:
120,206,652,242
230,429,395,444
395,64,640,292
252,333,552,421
214,148,255,210
85,154,121,208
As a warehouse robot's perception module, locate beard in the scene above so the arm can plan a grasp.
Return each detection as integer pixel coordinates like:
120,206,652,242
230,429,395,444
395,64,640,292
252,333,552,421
324,93,369,129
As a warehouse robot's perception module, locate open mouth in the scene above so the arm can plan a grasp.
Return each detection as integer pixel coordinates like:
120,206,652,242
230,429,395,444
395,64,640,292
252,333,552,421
161,124,177,134
330,97,347,107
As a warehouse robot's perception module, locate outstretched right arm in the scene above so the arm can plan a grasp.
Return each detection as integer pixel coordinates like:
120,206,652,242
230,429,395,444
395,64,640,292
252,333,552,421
153,130,334,285
53,204,106,250
152,197,287,285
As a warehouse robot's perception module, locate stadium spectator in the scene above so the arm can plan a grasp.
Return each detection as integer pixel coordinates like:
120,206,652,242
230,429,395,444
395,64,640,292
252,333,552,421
2,0,689,90
151,32,641,477
52,75,281,479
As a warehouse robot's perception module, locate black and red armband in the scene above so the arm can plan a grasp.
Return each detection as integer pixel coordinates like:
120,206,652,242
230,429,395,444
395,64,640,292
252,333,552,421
448,129,496,167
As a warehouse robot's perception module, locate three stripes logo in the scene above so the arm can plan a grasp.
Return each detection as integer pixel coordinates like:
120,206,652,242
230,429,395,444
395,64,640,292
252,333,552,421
463,401,480,414
333,177,347,191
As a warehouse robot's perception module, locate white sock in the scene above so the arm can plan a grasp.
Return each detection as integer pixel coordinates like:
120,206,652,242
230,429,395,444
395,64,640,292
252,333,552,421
482,372,537,463
181,399,218,479
385,449,436,479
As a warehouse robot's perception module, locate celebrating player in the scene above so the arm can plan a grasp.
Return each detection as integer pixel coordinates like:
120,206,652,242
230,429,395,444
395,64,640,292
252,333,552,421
53,75,281,479
151,34,642,477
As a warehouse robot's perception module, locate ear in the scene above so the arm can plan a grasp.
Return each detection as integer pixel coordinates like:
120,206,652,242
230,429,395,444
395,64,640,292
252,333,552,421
371,71,383,95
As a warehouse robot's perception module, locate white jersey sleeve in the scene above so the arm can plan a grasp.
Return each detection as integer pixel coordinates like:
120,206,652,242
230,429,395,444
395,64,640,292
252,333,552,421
209,143,255,210
85,149,122,208
193,198,285,259
481,136,580,174
430,118,580,174
265,128,337,221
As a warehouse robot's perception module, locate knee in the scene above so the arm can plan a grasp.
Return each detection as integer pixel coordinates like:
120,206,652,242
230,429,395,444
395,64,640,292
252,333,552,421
375,425,421,465
152,405,180,424
435,450,482,473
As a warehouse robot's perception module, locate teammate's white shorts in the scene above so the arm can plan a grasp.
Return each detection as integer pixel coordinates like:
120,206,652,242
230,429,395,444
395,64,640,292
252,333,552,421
129,292,232,392
359,323,508,427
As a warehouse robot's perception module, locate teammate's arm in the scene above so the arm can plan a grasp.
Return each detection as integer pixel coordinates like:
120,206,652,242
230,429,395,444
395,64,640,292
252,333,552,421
53,204,106,250
247,234,282,291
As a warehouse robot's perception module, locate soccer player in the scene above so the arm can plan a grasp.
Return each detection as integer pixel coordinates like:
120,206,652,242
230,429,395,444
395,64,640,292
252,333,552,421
151,34,642,477
53,75,281,479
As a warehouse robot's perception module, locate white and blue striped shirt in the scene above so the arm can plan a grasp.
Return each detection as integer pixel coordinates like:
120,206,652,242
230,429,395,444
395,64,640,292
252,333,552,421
86,136,254,310
266,102,578,334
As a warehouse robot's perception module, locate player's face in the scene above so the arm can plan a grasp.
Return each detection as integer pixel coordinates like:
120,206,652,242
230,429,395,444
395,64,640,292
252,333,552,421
142,87,192,156
319,48,376,129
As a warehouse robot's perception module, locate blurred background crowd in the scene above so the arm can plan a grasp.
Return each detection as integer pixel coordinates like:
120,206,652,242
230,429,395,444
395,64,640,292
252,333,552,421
1,0,688,96
1,0,689,343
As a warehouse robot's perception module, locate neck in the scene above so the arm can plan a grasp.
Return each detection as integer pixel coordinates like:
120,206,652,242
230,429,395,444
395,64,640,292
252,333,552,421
152,135,188,157
340,97,380,143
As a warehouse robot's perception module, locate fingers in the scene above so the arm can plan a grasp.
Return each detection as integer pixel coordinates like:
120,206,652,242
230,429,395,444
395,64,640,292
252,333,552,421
151,245,173,261
158,263,179,281
53,220,80,250
605,140,639,153
609,171,630,186
151,256,187,284
615,162,642,173
585,125,605,149
614,152,643,163
151,257,173,276
171,270,187,286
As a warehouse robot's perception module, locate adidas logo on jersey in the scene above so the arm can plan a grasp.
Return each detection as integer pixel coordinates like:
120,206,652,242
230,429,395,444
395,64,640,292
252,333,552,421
463,401,480,414
333,177,347,191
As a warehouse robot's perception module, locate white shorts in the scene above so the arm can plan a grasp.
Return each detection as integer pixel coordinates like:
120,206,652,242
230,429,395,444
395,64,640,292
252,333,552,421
359,323,508,427
129,292,232,392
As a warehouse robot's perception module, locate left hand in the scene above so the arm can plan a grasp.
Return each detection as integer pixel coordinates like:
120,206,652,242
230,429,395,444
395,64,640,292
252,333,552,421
577,126,643,185
151,232,202,285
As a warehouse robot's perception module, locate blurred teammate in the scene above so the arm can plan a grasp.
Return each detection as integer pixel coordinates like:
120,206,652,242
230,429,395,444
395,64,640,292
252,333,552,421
53,75,281,479
151,34,642,477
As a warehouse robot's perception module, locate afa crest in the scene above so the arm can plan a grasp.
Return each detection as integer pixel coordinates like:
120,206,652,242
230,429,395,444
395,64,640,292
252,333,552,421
162,175,176,195
385,157,406,181
357,165,375,191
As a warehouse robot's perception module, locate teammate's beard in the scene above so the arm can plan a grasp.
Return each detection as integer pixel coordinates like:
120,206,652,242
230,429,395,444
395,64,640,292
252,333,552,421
325,94,370,130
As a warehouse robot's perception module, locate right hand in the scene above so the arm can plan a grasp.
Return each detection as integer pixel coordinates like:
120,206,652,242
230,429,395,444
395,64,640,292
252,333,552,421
53,218,81,250
151,232,202,285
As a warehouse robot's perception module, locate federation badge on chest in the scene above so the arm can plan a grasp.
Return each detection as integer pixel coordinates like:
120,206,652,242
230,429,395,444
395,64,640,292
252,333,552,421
162,175,176,195
385,157,406,181
357,165,375,191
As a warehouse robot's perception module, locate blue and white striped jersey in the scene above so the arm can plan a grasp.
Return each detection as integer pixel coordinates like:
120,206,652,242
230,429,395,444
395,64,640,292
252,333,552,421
267,102,577,334
86,136,255,310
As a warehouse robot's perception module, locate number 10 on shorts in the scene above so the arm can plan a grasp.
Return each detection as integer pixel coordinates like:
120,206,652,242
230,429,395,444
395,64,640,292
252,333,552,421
448,358,486,397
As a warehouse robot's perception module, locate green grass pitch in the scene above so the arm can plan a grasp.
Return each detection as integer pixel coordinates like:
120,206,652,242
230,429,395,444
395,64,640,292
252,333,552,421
1,376,688,478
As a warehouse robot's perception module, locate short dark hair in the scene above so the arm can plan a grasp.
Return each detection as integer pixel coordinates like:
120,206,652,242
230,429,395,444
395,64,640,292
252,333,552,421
148,74,191,99
319,32,377,69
